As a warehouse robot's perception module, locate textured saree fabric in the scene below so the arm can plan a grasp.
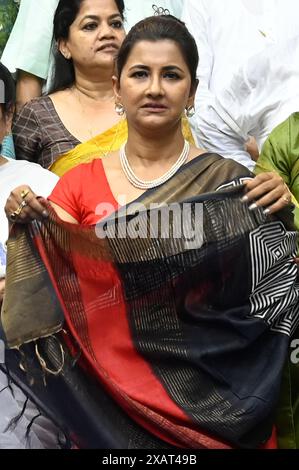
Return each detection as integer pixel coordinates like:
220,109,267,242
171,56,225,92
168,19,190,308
276,330,299,448
2,154,299,449
49,117,194,177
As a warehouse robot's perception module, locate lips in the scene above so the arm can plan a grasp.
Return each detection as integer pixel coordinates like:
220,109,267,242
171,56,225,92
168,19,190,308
142,103,168,110
97,43,119,52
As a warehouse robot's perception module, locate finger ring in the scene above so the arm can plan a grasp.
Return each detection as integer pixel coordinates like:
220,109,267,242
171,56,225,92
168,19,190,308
21,189,30,200
9,212,18,222
14,200,27,216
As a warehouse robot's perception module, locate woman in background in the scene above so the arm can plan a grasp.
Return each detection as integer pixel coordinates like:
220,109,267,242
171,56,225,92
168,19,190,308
12,0,127,173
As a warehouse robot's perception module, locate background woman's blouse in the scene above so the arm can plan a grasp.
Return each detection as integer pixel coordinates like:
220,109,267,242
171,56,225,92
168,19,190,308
13,95,80,168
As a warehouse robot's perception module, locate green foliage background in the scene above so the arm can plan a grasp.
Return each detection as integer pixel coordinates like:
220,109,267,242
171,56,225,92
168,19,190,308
0,0,19,56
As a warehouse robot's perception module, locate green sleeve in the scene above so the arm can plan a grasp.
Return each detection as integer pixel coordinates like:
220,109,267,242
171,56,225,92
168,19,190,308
255,116,299,230
255,121,292,186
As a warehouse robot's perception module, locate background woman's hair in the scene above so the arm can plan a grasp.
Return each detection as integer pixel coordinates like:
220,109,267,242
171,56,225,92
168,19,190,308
49,0,125,94
116,15,199,89
0,62,16,117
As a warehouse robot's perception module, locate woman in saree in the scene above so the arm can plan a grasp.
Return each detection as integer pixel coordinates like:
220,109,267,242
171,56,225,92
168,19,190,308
3,15,298,449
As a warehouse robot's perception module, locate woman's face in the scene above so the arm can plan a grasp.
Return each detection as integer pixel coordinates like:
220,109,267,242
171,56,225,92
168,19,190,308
59,0,125,72
114,39,196,132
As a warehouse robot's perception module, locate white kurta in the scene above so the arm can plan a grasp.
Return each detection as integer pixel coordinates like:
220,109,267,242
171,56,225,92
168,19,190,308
193,35,299,170
182,0,299,169
1,0,59,79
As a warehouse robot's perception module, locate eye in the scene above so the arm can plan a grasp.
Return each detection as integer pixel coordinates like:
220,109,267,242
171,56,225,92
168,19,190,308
164,72,180,80
82,22,98,31
131,70,148,79
111,20,124,29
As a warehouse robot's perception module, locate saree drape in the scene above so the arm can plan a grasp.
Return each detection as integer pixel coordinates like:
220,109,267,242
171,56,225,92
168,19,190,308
1,154,298,449
49,117,194,177
275,331,299,448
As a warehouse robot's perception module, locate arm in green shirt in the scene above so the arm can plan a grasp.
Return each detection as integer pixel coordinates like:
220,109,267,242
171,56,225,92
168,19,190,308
255,113,299,229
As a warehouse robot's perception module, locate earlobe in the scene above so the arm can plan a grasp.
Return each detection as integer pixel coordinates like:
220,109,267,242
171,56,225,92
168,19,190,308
62,51,71,60
58,39,71,60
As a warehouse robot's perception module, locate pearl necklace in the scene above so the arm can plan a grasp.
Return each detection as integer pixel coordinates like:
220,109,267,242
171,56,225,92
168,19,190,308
119,140,190,190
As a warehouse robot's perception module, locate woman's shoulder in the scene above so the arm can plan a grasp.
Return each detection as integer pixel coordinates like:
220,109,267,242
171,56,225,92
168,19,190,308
16,95,53,119
197,149,253,179
216,153,253,177
48,90,75,111
61,158,105,181
188,148,253,188
192,147,251,173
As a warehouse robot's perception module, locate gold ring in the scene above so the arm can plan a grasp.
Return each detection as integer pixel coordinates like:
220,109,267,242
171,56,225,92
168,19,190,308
21,189,30,200
14,200,27,216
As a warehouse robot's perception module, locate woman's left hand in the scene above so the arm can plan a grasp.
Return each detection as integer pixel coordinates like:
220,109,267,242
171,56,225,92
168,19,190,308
243,172,292,214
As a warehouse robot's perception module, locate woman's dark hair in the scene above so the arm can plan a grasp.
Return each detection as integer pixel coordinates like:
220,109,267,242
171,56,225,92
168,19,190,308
0,62,16,117
116,15,199,89
49,0,125,93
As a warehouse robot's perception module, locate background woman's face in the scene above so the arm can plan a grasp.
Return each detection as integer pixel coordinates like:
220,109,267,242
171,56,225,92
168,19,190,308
60,0,125,72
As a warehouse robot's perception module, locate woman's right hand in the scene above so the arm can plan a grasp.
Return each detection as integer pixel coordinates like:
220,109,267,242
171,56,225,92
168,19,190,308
5,185,49,224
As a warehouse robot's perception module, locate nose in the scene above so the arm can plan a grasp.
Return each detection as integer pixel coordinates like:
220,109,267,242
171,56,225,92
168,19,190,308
98,21,116,40
146,75,164,97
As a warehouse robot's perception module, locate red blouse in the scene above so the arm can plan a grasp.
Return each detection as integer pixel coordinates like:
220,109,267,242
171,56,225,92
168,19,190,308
49,159,118,225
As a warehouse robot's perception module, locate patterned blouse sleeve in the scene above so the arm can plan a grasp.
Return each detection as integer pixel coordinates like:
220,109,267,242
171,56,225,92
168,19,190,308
13,101,42,163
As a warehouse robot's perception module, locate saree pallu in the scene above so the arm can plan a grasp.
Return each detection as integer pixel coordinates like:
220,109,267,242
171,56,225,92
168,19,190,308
49,117,194,177
276,330,299,448
2,155,299,449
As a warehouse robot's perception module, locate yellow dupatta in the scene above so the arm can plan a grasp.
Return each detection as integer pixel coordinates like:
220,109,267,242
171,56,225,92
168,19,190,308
49,117,195,177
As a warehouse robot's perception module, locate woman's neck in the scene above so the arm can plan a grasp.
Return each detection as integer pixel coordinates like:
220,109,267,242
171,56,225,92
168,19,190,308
125,127,187,168
73,70,115,102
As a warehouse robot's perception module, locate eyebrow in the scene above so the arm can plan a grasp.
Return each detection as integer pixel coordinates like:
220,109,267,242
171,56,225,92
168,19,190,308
128,65,185,73
80,14,122,24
